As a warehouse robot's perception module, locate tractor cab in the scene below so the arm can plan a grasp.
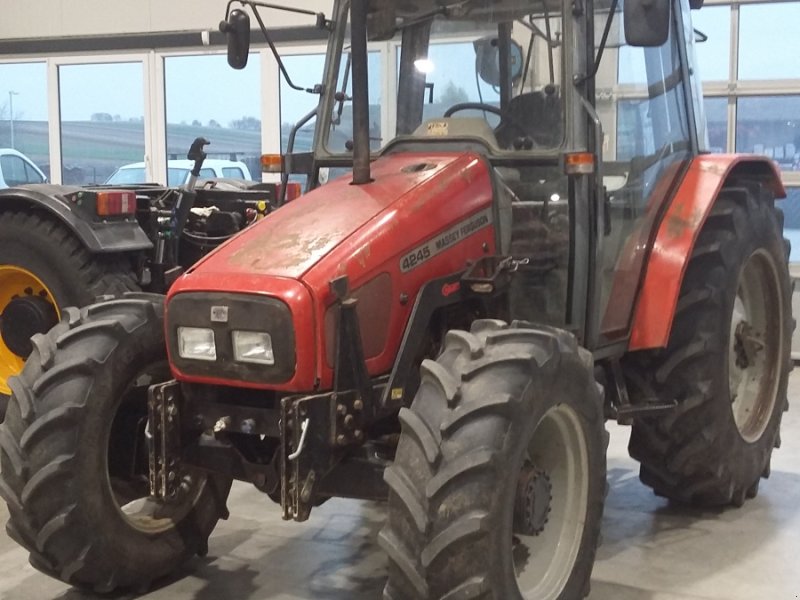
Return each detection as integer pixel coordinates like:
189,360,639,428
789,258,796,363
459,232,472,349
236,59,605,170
224,0,705,349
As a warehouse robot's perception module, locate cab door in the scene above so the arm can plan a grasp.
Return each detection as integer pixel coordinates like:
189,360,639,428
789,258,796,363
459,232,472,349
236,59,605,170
592,0,698,344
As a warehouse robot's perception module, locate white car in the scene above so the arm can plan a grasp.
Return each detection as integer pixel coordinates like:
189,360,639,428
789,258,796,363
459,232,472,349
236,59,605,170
0,148,47,188
105,159,252,186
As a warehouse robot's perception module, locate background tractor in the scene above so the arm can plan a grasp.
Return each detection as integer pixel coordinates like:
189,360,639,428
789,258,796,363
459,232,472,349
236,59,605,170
0,0,792,598
0,137,298,419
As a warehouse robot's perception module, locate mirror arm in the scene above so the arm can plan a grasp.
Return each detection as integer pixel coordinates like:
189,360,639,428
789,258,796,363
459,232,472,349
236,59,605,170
518,30,535,93
541,5,555,85
238,0,331,29
248,6,317,93
574,0,618,86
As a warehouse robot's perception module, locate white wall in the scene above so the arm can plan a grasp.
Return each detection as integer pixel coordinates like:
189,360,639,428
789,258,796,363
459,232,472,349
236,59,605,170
0,0,333,40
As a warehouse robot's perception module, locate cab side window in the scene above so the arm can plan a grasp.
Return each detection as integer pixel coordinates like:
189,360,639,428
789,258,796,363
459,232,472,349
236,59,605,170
594,1,693,341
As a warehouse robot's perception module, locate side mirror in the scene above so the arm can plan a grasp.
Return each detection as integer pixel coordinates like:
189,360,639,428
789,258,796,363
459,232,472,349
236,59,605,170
624,0,671,47
219,9,251,69
474,36,524,87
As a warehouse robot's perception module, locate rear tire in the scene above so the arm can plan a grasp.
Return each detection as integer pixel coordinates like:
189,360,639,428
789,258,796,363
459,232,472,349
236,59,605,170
623,182,792,506
0,210,139,416
381,320,606,600
0,295,231,592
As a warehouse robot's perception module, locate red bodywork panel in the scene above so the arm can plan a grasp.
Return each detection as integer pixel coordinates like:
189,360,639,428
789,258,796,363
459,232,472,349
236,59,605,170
629,154,785,350
167,152,496,390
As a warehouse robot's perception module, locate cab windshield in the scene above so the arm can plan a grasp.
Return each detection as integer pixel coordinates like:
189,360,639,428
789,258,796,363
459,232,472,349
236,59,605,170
324,0,565,155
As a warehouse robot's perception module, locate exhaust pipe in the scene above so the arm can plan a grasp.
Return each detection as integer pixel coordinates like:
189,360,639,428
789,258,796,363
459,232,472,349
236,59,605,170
350,0,372,185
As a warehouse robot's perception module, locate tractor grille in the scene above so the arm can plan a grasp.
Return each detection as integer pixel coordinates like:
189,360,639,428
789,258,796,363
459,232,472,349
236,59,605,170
166,292,296,385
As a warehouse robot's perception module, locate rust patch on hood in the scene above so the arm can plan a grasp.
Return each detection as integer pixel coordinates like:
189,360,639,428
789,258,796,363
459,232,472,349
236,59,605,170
191,153,467,280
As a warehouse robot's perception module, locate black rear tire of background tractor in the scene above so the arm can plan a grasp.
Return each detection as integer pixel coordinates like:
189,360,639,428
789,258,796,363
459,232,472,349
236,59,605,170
381,320,606,600
622,182,792,506
0,210,139,418
0,295,231,593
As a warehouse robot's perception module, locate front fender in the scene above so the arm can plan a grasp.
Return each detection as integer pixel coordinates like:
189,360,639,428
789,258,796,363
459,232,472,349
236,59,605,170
0,184,152,253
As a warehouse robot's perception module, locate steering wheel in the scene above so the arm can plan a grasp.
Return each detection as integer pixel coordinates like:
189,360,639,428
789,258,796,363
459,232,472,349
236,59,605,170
443,102,508,119
443,102,532,149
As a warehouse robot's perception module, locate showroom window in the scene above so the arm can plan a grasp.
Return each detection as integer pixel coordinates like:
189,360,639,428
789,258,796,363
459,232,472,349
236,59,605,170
736,96,800,170
58,61,145,185
738,2,800,81
164,53,261,183
692,6,731,82
704,96,728,153
280,53,326,154
0,62,49,179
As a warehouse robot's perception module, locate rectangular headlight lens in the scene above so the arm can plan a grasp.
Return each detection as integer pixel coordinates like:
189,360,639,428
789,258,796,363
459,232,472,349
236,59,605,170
232,331,275,365
178,327,217,361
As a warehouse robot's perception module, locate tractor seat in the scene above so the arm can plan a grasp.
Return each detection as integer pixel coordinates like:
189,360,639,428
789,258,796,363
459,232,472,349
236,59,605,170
495,89,563,149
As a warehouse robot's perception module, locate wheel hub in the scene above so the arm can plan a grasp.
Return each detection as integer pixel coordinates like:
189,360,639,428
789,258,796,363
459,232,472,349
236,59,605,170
733,320,764,370
1,294,58,358
514,464,552,536
727,249,782,443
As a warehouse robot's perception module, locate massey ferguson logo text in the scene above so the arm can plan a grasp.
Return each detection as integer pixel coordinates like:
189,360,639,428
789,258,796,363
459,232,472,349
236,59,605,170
400,208,492,273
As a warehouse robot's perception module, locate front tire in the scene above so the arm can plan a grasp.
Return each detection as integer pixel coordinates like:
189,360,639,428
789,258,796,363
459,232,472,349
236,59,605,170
0,295,231,592
623,182,792,506
381,320,606,600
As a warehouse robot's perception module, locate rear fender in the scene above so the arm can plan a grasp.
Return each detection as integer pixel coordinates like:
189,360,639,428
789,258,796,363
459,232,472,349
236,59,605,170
0,186,152,253
629,155,785,350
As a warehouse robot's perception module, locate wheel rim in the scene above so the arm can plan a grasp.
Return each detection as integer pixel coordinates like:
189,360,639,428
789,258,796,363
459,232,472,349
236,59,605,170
0,266,60,396
107,363,205,533
728,249,783,443
512,404,589,599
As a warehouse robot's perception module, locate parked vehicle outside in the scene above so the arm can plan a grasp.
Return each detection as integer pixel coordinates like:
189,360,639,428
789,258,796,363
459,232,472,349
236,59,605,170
0,149,47,188
105,158,252,186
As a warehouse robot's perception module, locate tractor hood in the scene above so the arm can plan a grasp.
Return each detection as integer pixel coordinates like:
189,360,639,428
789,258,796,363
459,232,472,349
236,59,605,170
167,150,496,391
181,152,485,282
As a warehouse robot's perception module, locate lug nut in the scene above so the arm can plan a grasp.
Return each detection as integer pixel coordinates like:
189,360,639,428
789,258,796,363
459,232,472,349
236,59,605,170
344,414,355,428
336,434,347,446
353,399,364,411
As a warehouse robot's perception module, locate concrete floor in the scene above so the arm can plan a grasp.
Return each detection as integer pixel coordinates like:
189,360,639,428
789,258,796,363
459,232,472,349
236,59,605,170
1,379,799,600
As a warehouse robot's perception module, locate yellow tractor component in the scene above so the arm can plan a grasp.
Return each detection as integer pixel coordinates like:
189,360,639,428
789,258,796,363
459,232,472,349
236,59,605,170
0,265,60,395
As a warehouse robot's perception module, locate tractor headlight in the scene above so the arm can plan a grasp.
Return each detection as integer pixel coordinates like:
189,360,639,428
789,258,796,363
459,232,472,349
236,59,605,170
232,331,275,365
167,292,296,384
178,327,217,361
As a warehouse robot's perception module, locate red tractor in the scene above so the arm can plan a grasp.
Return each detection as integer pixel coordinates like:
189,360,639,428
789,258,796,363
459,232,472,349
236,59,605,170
0,0,791,598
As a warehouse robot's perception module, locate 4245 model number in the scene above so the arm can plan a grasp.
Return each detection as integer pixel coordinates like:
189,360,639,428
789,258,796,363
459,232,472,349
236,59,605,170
401,247,431,271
